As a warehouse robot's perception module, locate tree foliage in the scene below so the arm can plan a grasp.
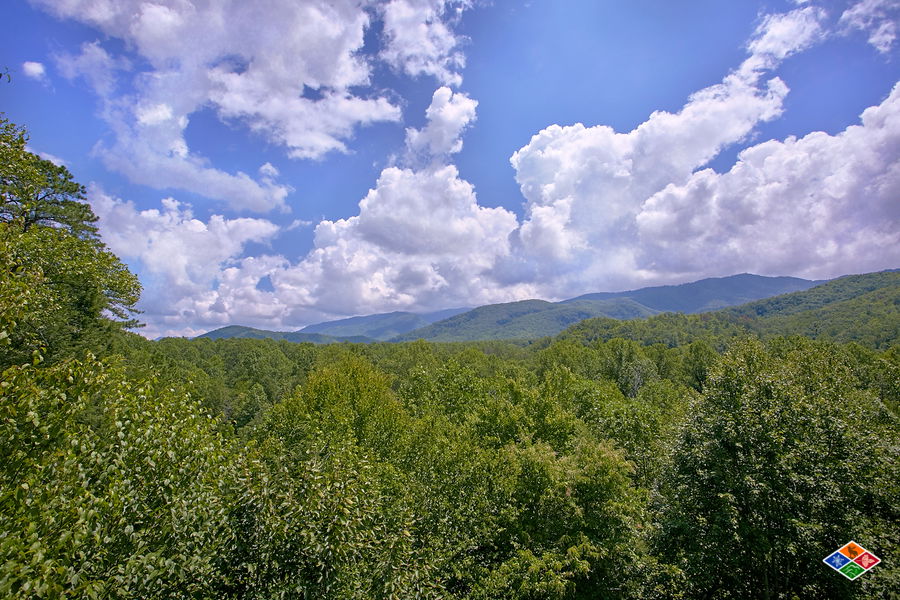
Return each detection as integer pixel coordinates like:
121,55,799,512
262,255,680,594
0,115,140,368
654,339,899,599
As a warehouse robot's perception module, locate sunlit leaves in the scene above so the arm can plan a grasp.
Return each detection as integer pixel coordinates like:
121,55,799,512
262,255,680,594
0,356,238,598
654,339,900,599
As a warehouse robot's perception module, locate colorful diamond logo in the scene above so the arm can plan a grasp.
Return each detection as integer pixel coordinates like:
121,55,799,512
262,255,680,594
824,541,880,580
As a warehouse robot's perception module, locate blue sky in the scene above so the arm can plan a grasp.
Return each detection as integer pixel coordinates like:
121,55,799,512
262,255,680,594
3,0,899,337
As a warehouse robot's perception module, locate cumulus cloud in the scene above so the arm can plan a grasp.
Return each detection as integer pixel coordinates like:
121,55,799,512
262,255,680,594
380,0,470,86
89,185,286,337
507,6,836,294
34,0,470,212
88,87,519,335
840,0,900,53
745,6,827,66
274,87,519,318
285,165,517,312
636,83,900,280
405,86,477,164
78,4,900,336
55,41,291,212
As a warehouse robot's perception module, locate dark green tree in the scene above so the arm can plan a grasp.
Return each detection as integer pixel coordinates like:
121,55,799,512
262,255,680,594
654,339,899,599
1,117,98,238
0,116,140,367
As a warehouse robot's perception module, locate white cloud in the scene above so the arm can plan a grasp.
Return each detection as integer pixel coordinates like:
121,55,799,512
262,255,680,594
840,0,900,53
88,185,285,337
99,129,294,213
259,162,279,179
93,161,520,336
746,6,827,64
506,6,839,295
405,86,477,164
286,218,314,230
33,0,473,211
272,88,518,318
92,86,520,335
379,0,470,86
77,4,899,337
274,163,519,317
636,83,900,280
38,151,67,167
21,61,47,82
25,145,68,167
54,41,292,212
55,41,126,97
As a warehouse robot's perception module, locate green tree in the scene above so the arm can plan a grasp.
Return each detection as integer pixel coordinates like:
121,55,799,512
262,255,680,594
0,356,240,598
654,339,899,599
600,338,658,398
1,117,97,238
682,339,719,391
0,116,140,367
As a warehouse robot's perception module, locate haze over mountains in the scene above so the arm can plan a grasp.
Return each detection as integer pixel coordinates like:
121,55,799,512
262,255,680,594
198,273,822,343
299,307,471,340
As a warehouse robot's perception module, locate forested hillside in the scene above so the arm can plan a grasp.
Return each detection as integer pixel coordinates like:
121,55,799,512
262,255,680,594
300,307,471,340
199,324,375,344
2,114,898,599
202,274,819,344
563,272,819,312
561,270,900,350
393,298,658,342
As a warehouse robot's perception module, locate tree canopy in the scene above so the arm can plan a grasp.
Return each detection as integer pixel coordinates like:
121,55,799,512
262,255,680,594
0,115,140,367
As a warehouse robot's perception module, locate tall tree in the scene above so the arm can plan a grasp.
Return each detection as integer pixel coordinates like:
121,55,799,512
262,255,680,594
0,118,97,239
0,115,140,367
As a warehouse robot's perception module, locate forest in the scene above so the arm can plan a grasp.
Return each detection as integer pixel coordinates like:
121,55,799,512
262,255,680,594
2,113,899,599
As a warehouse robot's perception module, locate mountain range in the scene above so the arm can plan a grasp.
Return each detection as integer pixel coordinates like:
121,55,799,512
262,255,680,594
298,307,470,340
197,272,823,343
559,270,899,350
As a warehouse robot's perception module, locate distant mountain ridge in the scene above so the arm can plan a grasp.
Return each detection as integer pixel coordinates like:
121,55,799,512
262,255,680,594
196,273,824,343
393,273,821,342
563,273,820,313
559,270,900,349
196,308,471,344
299,307,470,340
197,325,374,344
391,298,659,342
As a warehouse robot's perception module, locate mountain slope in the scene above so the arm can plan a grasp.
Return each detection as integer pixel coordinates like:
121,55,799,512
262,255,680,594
299,307,470,341
723,270,899,320
393,298,658,342
196,325,373,344
559,270,900,349
748,285,899,348
564,273,819,313
725,271,900,348
394,273,821,342
197,272,889,345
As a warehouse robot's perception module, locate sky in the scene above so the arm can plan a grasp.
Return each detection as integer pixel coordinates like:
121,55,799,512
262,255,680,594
2,0,899,338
